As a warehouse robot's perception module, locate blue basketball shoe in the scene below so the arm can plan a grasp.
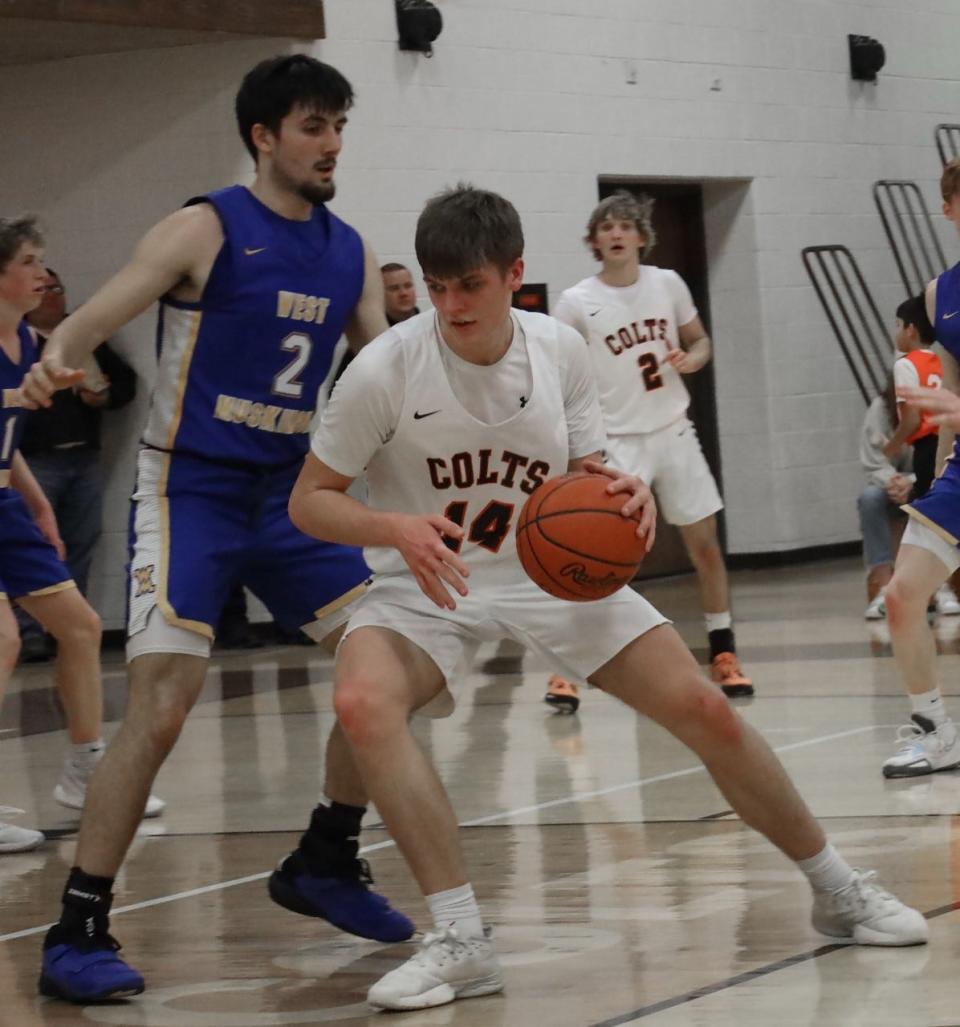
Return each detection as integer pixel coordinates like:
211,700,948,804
269,848,414,943
39,924,144,1003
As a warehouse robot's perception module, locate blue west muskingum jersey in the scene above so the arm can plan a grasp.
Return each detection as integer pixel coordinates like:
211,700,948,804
936,262,960,365
0,321,36,483
935,261,960,463
141,185,365,467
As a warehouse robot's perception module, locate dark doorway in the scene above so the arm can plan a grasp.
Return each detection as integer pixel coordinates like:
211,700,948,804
597,178,723,579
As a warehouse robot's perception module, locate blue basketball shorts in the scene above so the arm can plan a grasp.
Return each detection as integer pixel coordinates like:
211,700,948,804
904,455,960,552
0,488,74,602
127,449,371,641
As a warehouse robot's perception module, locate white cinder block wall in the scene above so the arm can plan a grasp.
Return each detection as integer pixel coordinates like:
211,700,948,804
1,1,958,628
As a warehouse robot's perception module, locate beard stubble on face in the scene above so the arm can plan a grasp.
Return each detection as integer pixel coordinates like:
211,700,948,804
298,180,336,206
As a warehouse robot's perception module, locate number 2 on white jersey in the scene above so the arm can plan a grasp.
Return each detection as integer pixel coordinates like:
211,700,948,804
272,332,312,399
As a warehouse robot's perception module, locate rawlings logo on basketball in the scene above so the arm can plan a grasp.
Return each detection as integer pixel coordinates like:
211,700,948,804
559,563,633,592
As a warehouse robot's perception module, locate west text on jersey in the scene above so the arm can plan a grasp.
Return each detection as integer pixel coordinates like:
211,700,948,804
276,290,331,324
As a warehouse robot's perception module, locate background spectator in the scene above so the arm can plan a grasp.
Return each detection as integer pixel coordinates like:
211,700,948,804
17,269,136,661
859,374,913,619
381,262,419,325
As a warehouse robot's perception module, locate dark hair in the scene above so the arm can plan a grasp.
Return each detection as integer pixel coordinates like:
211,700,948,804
380,262,409,274
415,184,524,278
0,215,43,273
235,54,354,161
896,293,935,345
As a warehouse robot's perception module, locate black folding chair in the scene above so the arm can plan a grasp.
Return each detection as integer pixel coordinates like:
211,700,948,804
873,180,947,297
935,123,960,166
801,245,891,404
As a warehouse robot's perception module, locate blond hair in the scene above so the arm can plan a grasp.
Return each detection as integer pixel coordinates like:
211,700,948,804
940,158,960,203
585,192,656,261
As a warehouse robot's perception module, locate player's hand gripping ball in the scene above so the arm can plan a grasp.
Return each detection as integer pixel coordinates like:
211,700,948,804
515,471,648,601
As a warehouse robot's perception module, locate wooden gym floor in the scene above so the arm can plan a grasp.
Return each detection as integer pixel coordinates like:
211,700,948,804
1,556,959,1026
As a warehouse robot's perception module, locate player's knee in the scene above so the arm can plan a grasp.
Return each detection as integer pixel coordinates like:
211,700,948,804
334,680,402,747
53,604,102,649
144,699,190,754
883,576,925,626
689,680,742,745
127,684,192,755
688,536,723,571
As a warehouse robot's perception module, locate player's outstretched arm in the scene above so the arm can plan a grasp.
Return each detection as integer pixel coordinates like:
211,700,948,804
20,205,220,409
344,238,389,353
289,453,470,610
569,453,657,549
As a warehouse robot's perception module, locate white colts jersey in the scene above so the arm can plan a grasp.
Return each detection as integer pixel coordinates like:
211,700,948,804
556,268,696,435
364,315,570,578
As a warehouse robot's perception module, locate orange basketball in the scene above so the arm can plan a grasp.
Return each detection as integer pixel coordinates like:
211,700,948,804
515,471,648,601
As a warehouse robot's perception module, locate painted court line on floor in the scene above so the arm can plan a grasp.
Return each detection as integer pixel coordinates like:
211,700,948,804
0,723,883,944
591,900,960,1025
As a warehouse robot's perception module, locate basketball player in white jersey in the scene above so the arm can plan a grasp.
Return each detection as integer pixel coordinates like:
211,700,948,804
547,192,753,709
289,185,925,1012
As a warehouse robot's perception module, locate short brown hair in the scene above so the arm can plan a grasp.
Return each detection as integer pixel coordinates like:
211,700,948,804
941,158,960,203
585,192,656,261
0,214,43,273
416,184,523,278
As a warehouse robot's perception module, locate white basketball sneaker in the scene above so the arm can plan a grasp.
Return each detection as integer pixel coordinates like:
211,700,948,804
53,757,166,818
367,928,504,1011
0,807,44,853
936,586,960,616
864,594,886,620
811,869,928,946
882,715,960,778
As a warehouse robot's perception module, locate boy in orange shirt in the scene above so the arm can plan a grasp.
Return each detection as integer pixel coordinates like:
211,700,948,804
884,294,942,499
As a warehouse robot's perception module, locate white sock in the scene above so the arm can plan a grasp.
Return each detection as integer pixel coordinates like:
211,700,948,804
704,611,732,633
69,739,104,768
426,883,484,939
797,843,855,894
910,688,948,727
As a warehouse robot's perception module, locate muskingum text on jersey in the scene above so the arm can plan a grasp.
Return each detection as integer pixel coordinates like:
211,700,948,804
427,448,551,495
213,394,313,434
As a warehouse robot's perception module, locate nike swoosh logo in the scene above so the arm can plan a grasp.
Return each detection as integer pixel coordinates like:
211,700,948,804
243,247,267,256
945,311,960,319
413,409,441,420
588,308,603,317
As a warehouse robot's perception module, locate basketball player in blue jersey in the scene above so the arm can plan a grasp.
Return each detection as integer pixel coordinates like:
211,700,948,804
871,157,960,780
0,217,154,852
21,57,413,1004
286,185,924,1012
